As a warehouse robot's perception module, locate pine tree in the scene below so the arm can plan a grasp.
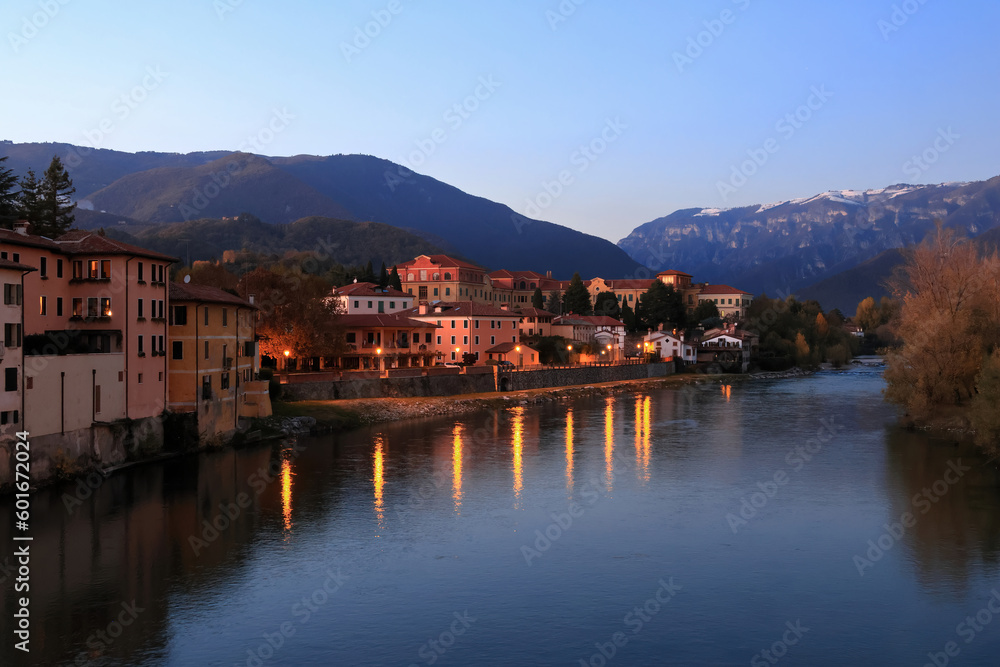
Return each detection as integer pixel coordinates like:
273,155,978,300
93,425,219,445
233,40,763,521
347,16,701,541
388,266,402,291
35,156,76,237
531,287,544,309
545,291,562,315
561,273,592,315
621,301,636,332
640,281,685,329
17,169,44,229
0,156,20,229
593,291,621,319
363,260,375,283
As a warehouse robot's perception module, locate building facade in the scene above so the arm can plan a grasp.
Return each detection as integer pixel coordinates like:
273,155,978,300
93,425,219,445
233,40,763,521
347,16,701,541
330,282,413,314
406,301,522,364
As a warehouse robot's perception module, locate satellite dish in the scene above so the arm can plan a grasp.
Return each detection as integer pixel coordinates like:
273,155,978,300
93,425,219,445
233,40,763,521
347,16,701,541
184,275,191,283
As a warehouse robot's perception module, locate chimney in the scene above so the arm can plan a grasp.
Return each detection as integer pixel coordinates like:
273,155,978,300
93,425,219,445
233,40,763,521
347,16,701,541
418,304,428,315
13,220,30,235
546,270,552,279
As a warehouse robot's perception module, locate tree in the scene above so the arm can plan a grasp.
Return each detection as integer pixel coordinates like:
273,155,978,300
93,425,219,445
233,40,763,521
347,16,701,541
35,155,76,237
545,291,563,315
0,156,19,228
970,350,1000,451
531,287,544,309
561,273,592,315
621,301,637,332
692,300,721,324
17,169,44,229
855,297,880,332
182,262,239,291
388,266,402,291
639,281,685,330
593,291,620,319
378,261,389,287
362,260,376,283
884,226,1000,417
794,332,811,366
237,266,345,361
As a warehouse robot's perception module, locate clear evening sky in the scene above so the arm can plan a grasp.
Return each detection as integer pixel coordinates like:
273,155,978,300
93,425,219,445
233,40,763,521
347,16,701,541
2,0,997,242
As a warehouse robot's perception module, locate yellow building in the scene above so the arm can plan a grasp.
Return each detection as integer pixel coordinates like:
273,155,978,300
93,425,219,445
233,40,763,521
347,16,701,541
167,282,269,444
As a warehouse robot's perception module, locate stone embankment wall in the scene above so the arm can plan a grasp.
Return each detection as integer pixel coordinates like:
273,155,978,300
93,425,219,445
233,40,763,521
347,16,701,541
278,362,674,401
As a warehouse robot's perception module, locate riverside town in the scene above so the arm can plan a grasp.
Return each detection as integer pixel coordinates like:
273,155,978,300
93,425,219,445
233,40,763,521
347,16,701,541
3,3,1000,664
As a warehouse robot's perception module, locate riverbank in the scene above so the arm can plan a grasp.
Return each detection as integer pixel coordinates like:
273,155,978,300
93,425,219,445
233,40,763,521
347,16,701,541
272,368,813,430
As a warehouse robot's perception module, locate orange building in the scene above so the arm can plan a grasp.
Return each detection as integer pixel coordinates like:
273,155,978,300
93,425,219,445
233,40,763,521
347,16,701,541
332,313,440,370
168,282,269,443
405,301,522,364
399,255,493,304
0,258,34,446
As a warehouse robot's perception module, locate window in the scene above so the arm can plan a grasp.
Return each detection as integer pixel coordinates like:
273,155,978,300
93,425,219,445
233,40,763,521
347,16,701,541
56,259,63,278
4,368,16,391
444,272,451,280
463,336,468,344
202,376,211,399
403,302,408,309
490,336,495,345
445,288,451,296
222,308,228,327
475,336,480,344
3,284,22,305
433,288,439,297
39,296,46,315
475,320,480,329
159,264,164,282
94,386,101,414
4,323,21,347
221,373,230,390
87,298,98,318
72,298,82,317
204,341,209,360
158,300,164,318
378,301,384,313
101,298,112,317
433,273,440,280
451,321,456,329
137,335,144,355
72,260,83,279
40,257,47,277
158,335,164,353
450,336,456,345
88,260,99,279
56,297,63,316
137,298,144,318
436,336,441,345
204,308,209,326
137,262,144,282
137,373,143,384
354,300,359,309
389,301,396,309
12,253,18,263
463,320,468,329
100,260,111,279
367,301,373,309
171,305,187,325
172,341,183,359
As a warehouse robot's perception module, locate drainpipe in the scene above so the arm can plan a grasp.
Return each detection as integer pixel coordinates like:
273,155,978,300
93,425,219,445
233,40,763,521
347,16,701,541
60,372,65,434
19,268,31,435
92,369,96,422
235,305,240,430
125,256,133,419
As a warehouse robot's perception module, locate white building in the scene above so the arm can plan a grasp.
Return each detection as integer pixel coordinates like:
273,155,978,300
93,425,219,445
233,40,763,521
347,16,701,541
644,329,698,364
330,282,412,315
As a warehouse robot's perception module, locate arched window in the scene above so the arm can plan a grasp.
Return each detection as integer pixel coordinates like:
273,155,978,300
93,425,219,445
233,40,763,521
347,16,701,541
530,283,536,289
433,273,440,281
519,281,526,290
407,273,414,281
444,272,452,280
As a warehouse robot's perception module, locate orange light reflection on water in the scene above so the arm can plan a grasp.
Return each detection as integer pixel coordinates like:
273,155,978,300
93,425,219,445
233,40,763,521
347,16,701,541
453,424,463,513
565,409,574,495
373,435,385,531
512,407,524,507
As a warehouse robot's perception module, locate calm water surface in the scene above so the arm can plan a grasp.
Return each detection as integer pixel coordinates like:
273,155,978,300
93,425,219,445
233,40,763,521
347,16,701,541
3,367,1000,666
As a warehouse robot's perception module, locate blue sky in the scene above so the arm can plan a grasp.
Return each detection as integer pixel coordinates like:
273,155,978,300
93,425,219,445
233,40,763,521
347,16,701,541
2,0,998,242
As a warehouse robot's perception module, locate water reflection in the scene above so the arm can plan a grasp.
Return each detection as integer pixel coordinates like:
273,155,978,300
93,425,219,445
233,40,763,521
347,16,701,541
604,397,615,493
511,407,524,507
722,384,732,402
565,409,574,494
640,396,652,483
373,434,385,531
453,424,463,513
281,455,295,536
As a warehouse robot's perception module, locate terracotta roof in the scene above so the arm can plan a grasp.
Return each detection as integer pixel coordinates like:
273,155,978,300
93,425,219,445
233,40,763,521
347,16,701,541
575,315,625,327
0,258,37,272
340,313,439,328
515,307,556,318
170,281,256,308
55,230,179,262
605,279,655,290
333,281,410,298
553,316,596,327
0,227,62,250
698,284,753,296
406,301,522,318
657,270,692,277
399,254,485,271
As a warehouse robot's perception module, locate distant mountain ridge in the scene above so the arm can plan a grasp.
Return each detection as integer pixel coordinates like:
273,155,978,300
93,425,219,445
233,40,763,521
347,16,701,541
0,141,643,279
619,177,1000,300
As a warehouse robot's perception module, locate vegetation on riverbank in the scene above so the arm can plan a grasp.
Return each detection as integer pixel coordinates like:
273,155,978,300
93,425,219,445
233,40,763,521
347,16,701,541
883,226,1000,451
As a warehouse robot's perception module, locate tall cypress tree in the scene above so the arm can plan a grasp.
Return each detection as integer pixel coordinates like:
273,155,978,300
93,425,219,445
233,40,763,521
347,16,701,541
561,273,592,315
378,261,389,287
17,169,44,230
388,266,402,291
0,156,19,229
35,156,75,237
531,287,544,309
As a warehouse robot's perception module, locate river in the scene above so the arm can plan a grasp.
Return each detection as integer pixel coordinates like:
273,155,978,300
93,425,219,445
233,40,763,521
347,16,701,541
2,366,1000,666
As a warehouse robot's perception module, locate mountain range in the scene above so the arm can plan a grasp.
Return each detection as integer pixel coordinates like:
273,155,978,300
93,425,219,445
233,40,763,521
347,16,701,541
618,177,1000,311
0,141,641,279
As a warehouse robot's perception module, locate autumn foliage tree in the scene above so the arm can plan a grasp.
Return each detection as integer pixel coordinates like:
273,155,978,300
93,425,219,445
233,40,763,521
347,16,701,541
237,266,345,362
884,226,1000,419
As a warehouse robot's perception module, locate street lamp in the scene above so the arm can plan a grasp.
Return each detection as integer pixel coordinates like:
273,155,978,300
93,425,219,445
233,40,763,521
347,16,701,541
515,345,521,368
376,347,382,371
